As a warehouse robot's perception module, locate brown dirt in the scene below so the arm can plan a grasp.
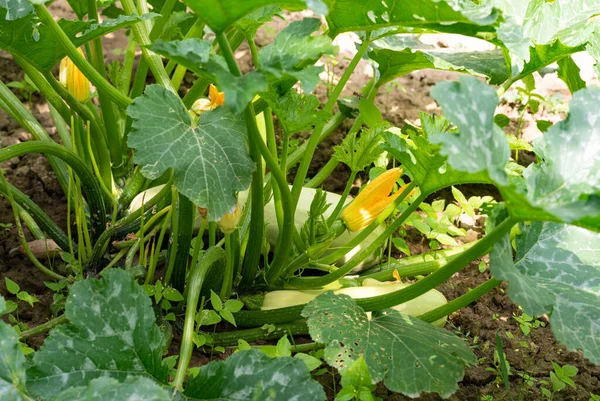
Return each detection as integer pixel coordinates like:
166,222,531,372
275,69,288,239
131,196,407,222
0,10,599,401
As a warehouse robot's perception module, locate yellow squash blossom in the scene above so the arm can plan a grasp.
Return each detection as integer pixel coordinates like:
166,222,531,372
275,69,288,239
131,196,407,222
191,84,224,115
341,168,412,232
218,204,241,234
59,48,91,103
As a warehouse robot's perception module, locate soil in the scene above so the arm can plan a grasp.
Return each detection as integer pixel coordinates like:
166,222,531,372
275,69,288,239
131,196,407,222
1,8,599,401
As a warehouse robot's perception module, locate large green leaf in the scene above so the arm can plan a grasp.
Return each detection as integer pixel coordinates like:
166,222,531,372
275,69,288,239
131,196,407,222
369,35,509,85
430,76,510,185
323,0,498,37
52,376,172,401
493,0,600,71
184,349,326,400
234,5,281,39
0,302,27,401
258,18,337,93
0,0,32,20
261,90,328,135
302,292,476,398
127,85,255,221
0,10,157,70
490,216,600,365
184,0,327,33
429,78,600,229
26,269,168,399
382,113,493,195
151,18,335,112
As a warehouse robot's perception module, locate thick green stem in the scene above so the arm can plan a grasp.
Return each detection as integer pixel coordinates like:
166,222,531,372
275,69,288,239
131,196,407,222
33,5,132,109
221,230,240,299
233,216,517,327
359,240,479,282
306,159,339,188
121,0,177,93
0,170,66,281
0,182,73,252
327,170,356,226
165,193,195,292
290,35,371,207
173,247,226,389
418,279,501,324
20,314,68,340
0,79,70,193
0,142,106,239
87,0,123,171
88,177,172,271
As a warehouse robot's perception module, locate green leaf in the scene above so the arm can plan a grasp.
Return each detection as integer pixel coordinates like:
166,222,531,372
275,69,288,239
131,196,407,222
557,56,586,94
369,35,508,86
0,317,27,401
258,18,336,93
219,309,237,327
26,269,168,399
234,5,281,39
184,350,326,400
224,299,244,313
127,85,255,221
382,113,493,195
51,376,171,401
392,237,410,257
184,0,326,32
294,353,322,371
276,336,292,357
430,76,510,185
324,0,498,37
358,98,383,127
0,297,4,314
210,290,223,312
302,292,476,398
261,90,328,135
490,217,600,365
333,123,386,172
0,0,32,20
162,287,184,302
16,292,38,308
0,11,158,70
195,309,221,326
340,356,375,393
4,278,19,295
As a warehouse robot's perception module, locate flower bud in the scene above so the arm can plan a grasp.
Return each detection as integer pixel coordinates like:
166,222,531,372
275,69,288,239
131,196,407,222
59,48,90,103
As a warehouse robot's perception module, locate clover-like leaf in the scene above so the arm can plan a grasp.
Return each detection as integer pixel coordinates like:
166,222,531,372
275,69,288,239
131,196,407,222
127,85,254,220
261,90,328,135
184,0,326,33
302,292,476,398
26,269,168,399
369,35,509,86
52,376,171,401
0,307,27,401
184,349,326,400
324,0,498,37
382,113,493,195
490,215,600,365
430,76,510,185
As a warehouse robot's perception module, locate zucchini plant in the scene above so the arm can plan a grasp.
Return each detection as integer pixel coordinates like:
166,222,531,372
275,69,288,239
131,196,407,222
0,0,599,399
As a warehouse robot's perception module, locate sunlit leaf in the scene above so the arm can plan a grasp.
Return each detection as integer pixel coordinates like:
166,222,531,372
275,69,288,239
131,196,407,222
127,85,255,221
369,35,508,85
26,269,168,399
302,292,476,398
184,350,326,400
184,0,326,32
261,90,328,135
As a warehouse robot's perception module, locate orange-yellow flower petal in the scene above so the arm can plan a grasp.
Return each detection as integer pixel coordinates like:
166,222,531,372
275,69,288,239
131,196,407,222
59,48,90,103
341,168,405,232
218,205,241,234
208,84,224,109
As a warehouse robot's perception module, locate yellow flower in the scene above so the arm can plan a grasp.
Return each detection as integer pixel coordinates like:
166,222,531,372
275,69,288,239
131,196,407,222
59,48,90,103
341,168,409,232
218,204,241,234
191,84,224,115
